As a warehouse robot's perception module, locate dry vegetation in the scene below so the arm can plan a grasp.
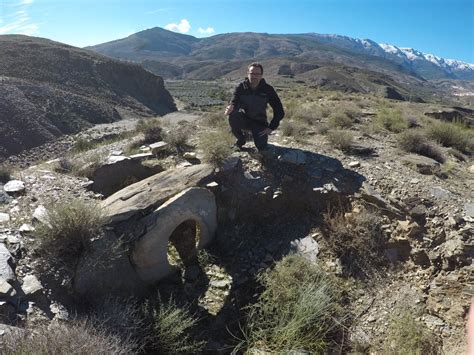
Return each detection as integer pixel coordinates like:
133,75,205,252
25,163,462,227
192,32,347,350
237,254,345,353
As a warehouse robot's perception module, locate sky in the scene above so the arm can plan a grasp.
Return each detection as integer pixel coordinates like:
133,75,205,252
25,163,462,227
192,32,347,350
0,0,473,63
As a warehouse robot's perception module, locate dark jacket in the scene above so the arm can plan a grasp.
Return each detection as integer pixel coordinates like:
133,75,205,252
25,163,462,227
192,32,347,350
229,78,285,130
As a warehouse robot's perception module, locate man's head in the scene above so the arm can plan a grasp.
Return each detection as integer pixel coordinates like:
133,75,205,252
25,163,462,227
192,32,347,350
247,62,263,87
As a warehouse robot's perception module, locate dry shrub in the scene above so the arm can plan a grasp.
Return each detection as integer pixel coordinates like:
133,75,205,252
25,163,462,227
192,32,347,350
328,111,353,129
35,199,108,265
397,130,445,163
372,107,408,133
198,127,233,167
202,111,227,128
280,120,306,137
238,254,345,354
0,165,12,183
0,320,135,354
375,310,441,354
426,120,473,153
149,298,205,354
136,118,164,143
72,137,96,152
326,130,354,151
323,207,386,277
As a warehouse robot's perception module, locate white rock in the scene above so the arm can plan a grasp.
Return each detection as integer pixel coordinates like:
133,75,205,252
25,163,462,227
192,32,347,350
149,141,168,154
3,180,25,194
0,213,9,223
106,155,129,164
19,223,35,233
348,161,360,168
33,206,49,225
22,275,43,296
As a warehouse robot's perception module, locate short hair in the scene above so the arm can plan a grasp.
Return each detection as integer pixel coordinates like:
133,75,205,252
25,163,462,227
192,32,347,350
248,62,263,74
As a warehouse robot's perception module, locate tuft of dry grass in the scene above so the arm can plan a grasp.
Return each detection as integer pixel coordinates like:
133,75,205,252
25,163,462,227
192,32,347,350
323,207,386,277
149,298,205,354
426,119,473,154
198,127,234,167
372,107,408,133
375,310,441,354
326,130,354,151
136,118,164,143
397,129,445,163
35,199,108,265
0,320,135,354
237,254,345,354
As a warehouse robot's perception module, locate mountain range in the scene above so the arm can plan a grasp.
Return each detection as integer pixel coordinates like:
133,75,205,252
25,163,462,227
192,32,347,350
87,27,474,81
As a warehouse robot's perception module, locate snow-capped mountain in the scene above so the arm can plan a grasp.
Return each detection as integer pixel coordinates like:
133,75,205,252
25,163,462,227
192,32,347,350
310,34,474,80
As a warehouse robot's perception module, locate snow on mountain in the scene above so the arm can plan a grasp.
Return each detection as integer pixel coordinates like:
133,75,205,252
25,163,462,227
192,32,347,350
379,43,474,71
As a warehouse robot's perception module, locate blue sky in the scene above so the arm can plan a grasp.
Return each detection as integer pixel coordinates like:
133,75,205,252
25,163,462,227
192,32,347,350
1,0,473,63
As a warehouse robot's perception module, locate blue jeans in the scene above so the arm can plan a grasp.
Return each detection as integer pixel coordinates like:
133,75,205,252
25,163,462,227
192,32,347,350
228,111,268,150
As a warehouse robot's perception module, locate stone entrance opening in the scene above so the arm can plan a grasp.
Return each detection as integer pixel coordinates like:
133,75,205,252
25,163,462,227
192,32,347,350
167,220,201,268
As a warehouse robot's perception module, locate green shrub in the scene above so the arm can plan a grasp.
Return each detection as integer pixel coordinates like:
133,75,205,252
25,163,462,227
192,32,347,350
426,120,473,153
198,128,233,167
326,130,354,151
35,200,108,265
0,320,135,354
0,165,11,183
377,310,441,354
397,130,445,163
136,118,164,143
238,254,344,353
150,298,205,354
372,107,408,133
323,208,386,277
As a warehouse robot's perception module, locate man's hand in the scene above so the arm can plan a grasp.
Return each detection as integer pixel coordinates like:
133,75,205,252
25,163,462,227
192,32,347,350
224,104,234,116
259,128,273,137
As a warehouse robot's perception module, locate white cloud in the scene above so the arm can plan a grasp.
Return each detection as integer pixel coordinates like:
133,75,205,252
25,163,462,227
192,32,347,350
198,27,215,34
0,0,39,35
145,8,170,15
164,19,191,33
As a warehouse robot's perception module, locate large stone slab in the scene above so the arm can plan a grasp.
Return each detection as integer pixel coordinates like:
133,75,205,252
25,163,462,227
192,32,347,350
132,187,217,283
101,164,214,223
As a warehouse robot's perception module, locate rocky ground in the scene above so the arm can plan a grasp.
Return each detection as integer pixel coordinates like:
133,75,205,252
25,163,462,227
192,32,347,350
0,105,473,353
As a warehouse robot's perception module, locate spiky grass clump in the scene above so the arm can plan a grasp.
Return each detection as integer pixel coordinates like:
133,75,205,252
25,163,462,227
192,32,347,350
377,310,441,354
35,200,108,265
150,299,205,354
238,254,345,354
198,127,234,167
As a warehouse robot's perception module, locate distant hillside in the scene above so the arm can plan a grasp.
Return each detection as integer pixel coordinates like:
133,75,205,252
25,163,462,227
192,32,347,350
0,35,176,160
88,28,474,81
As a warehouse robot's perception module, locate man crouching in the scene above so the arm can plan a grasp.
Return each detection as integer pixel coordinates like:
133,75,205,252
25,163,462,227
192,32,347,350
224,62,284,151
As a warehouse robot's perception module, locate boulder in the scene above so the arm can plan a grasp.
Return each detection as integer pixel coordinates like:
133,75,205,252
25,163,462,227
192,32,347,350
101,164,214,223
401,154,440,175
3,180,25,194
90,157,164,197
